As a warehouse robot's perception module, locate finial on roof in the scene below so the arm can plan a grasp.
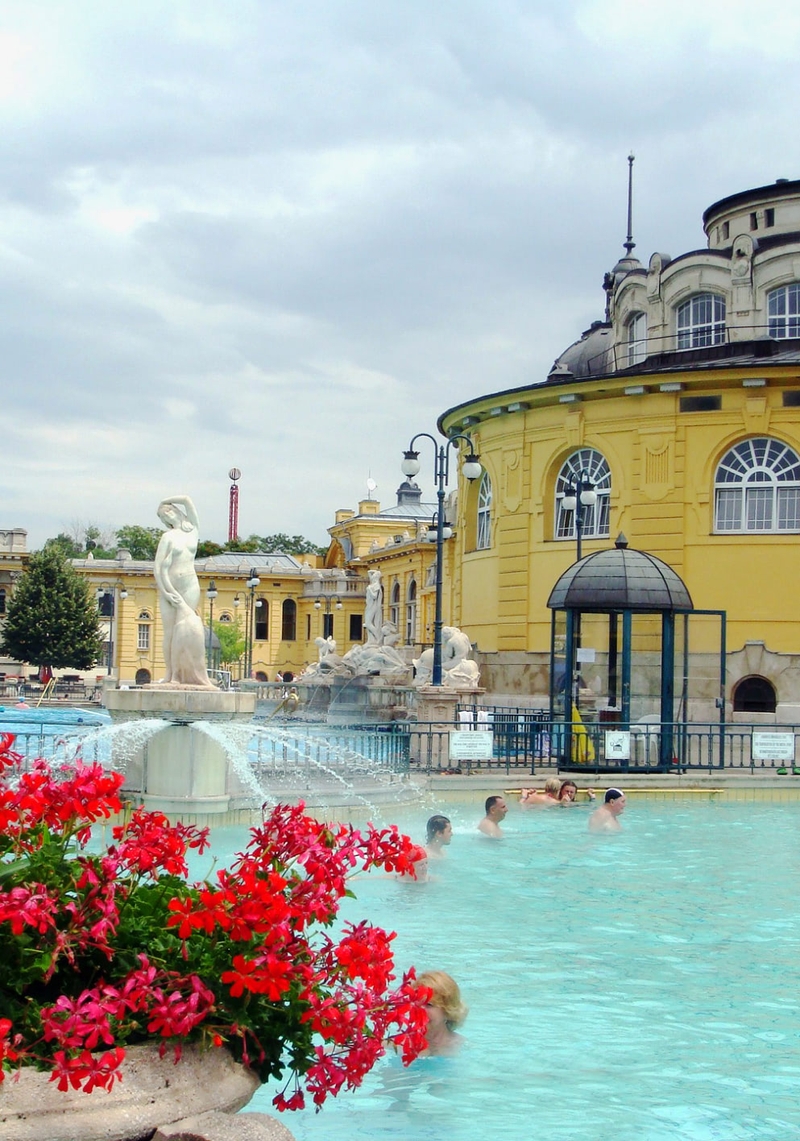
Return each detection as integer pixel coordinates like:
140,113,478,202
624,153,635,256
615,532,629,549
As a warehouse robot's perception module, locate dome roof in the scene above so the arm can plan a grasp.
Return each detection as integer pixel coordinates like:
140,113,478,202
547,539,693,612
548,320,613,380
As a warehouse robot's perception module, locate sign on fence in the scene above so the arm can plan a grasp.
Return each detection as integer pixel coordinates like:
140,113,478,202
752,731,795,762
604,730,631,760
449,731,494,761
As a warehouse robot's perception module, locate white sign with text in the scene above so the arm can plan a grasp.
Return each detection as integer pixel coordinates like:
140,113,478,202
449,731,494,761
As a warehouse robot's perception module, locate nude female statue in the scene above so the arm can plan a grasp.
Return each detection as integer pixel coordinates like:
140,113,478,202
364,568,383,645
153,495,215,688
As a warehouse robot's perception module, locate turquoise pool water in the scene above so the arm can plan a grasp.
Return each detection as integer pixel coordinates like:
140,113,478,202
227,798,800,1140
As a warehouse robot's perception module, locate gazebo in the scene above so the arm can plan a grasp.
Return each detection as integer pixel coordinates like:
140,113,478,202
547,536,726,771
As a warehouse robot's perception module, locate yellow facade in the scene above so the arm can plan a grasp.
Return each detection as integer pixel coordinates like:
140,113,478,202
76,555,366,685
438,177,800,712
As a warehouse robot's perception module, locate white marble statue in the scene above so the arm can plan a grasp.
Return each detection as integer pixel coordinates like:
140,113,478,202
413,625,480,688
364,568,383,645
342,618,409,680
153,495,215,689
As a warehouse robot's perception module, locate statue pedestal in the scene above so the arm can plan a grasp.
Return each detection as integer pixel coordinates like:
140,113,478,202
104,689,257,818
413,686,484,770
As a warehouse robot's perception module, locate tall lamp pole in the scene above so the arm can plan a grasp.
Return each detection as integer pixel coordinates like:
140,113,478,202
401,433,481,685
561,473,597,562
245,568,260,678
315,593,342,638
232,594,241,679
206,580,218,671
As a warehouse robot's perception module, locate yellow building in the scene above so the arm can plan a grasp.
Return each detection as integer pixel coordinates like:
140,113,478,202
327,479,448,653
440,177,800,718
73,550,366,685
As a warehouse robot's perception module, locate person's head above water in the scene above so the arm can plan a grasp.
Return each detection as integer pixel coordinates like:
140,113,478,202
605,787,624,803
417,970,468,1031
426,815,452,844
484,795,507,819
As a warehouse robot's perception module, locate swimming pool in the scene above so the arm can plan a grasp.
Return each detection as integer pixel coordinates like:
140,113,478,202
228,797,800,1140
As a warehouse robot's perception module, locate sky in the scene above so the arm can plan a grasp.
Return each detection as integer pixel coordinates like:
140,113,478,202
3,0,800,550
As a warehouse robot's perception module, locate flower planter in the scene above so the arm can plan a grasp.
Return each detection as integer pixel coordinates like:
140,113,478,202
0,1043,259,1141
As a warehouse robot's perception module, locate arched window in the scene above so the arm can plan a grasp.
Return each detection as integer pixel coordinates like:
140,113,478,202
0,588,5,615
555,449,611,541
476,472,492,550
254,597,269,641
281,599,296,641
714,438,800,532
389,581,400,631
733,676,777,713
137,610,152,653
767,284,800,339
405,579,417,646
218,611,232,623
135,668,151,686
627,312,647,366
677,293,726,349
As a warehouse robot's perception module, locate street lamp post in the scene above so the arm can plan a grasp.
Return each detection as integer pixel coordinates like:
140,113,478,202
245,569,260,678
401,433,481,686
560,473,597,562
96,583,127,676
206,579,218,671
232,594,241,680
314,593,342,639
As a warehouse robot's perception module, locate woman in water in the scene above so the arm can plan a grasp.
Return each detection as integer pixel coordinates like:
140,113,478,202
417,971,468,1056
558,780,596,804
425,815,453,858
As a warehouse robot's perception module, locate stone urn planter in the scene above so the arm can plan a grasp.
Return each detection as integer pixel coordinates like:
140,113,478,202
0,1043,260,1141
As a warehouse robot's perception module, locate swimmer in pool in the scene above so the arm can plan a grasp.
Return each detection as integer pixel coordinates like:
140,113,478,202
478,795,507,839
519,776,561,807
425,815,452,858
588,788,626,832
417,970,468,1056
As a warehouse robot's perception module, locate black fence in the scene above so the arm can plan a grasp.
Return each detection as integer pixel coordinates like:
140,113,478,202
5,712,800,780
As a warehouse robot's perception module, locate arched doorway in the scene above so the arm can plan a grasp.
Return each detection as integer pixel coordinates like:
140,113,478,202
733,675,777,713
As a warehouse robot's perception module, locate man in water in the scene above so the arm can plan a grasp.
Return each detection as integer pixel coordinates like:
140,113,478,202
478,795,507,839
588,788,626,832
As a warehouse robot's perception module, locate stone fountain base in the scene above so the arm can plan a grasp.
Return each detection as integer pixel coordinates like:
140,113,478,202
0,1044,262,1141
104,688,257,818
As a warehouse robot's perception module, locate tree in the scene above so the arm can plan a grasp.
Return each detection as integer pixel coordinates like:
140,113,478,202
114,525,163,560
42,533,83,559
196,540,224,559
251,533,327,556
213,619,246,669
1,548,103,671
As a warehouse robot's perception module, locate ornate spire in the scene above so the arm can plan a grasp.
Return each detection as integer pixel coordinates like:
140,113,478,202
624,152,636,256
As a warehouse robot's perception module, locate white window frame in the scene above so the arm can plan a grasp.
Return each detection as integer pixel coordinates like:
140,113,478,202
405,579,417,646
767,284,800,339
389,581,400,631
627,311,647,366
555,449,611,541
676,293,726,349
714,437,800,533
476,472,492,549
137,623,151,651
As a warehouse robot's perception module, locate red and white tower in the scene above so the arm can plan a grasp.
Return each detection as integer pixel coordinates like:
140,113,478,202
228,468,241,543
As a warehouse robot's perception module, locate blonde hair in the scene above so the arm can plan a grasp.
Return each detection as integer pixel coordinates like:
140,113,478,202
417,971,468,1029
544,777,561,796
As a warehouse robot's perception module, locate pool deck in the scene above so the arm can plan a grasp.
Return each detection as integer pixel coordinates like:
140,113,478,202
427,769,800,801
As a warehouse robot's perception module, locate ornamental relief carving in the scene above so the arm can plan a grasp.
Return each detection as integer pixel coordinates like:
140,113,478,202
638,431,675,501
502,449,523,513
742,395,770,435
563,409,584,449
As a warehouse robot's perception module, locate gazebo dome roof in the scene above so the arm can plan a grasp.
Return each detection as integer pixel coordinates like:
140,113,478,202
547,537,693,613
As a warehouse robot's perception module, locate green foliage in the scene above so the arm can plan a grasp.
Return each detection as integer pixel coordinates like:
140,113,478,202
213,619,246,667
248,534,327,556
42,533,83,559
114,525,163,560
0,547,103,670
196,540,224,558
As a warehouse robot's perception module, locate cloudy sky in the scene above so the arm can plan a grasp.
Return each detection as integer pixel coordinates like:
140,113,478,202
2,0,799,549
